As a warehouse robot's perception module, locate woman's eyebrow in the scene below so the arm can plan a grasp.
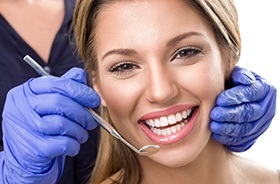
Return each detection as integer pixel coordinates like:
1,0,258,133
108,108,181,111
166,32,203,47
102,48,137,60
101,32,203,60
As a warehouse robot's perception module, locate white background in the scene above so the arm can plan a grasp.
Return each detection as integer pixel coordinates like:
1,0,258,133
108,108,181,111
234,0,280,169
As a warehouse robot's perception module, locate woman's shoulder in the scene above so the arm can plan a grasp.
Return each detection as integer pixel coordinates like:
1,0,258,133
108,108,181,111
251,164,280,184
234,155,280,184
272,169,280,184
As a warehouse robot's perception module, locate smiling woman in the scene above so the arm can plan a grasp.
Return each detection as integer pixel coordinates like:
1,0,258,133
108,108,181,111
0,0,277,183
73,0,279,184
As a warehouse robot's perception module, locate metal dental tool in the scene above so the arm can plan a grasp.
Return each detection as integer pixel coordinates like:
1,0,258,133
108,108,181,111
23,55,160,155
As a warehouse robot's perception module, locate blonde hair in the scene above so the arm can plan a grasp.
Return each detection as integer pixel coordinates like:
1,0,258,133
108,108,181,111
73,0,241,183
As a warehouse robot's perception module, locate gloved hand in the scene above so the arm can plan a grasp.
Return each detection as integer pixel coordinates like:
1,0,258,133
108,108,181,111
210,66,276,152
0,68,101,183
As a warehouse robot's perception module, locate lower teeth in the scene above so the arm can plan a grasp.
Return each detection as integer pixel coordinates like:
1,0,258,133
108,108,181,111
150,121,187,136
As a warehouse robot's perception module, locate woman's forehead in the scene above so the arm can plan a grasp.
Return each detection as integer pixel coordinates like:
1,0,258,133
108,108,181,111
94,0,214,55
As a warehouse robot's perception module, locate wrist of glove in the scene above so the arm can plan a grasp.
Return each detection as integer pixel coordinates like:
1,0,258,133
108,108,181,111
1,152,63,184
210,66,276,152
1,68,101,183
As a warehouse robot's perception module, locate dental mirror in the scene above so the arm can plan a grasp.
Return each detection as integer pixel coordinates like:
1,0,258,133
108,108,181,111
23,55,160,156
86,108,160,155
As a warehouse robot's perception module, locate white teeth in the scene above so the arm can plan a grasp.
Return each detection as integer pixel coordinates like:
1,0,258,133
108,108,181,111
148,119,154,127
171,126,177,133
168,114,177,125
176,124,182,131
159,117,169,126
145,109,193,128
151,122,187,136
155,119,161,127
182,110,187,119
175,112,182,122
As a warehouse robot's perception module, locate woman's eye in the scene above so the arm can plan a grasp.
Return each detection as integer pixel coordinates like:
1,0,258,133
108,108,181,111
171,47,202,61
108,62,139,75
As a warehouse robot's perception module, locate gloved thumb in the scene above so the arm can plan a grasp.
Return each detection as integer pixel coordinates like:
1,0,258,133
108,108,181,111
61,67,87,84
232,66,255,85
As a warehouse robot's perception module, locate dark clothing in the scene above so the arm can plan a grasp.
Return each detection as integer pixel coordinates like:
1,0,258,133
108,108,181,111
0,0,98,183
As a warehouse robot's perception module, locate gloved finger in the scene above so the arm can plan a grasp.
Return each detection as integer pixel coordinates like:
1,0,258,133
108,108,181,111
231,66,255,85
210,88,274,145
23,130,82,158
216,79,269,106
210,121,247,136
40,115,89,144
3,120,81,160
210,118,271,137
28,77,101,108
60,67,87,84
40,136,81,158
210,107,273,137
211,133,256,152
210,103,262,123
211,84,276,123
226,140,256,152
30,93,97,130
211,133,239,145
211,117,271,145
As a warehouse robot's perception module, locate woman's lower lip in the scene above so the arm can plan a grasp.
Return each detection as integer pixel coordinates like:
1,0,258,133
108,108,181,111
139,108,198,145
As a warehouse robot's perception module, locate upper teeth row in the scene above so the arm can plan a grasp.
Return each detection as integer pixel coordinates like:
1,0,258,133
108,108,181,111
145,109,192,128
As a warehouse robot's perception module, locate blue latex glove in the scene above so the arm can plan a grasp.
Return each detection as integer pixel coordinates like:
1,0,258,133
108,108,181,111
210,66,276,152
0,68,101,183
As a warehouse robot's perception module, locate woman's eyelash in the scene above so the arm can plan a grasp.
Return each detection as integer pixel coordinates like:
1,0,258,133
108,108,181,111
171,46,202,61
108,47,201,74
108,61,137,74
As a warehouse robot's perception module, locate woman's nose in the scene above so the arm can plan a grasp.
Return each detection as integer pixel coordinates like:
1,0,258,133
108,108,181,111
145,64,179,104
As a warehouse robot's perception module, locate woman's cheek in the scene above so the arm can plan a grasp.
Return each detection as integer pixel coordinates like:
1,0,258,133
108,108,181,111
99,78,141,119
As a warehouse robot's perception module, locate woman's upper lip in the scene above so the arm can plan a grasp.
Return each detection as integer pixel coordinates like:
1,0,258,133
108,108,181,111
139,104,197,121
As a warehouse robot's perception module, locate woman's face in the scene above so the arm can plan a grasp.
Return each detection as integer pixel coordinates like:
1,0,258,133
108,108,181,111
94,0,225,167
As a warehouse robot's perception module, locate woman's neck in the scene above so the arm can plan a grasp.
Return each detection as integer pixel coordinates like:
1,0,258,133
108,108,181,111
139,139,238,184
